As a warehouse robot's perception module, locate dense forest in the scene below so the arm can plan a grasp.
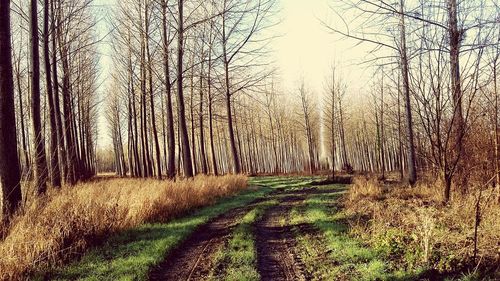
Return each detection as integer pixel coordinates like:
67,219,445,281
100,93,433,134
0,0,499,279
2,0,499,215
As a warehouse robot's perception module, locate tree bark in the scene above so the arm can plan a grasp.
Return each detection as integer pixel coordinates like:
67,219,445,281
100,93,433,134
145,2,162,180
445,0,465,202
162,1,175,179
51,0,66,183
198,61,208,174
0,0,23,220
399,0,417,185
30,0,48,194
176,0,194,177
43,0,61,188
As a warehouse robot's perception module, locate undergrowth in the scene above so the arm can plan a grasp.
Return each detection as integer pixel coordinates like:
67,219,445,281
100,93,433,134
344,176,500,279
0,175,248,280
292,184,417,280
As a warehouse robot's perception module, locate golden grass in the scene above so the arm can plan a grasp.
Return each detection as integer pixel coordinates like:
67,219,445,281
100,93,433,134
0,175,247,280
347,176,385,201
344,176,500,274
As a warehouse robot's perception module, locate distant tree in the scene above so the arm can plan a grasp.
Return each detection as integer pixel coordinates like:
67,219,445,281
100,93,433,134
298,81,317,174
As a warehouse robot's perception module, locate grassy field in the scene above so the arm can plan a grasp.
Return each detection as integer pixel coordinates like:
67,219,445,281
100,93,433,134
45,185,273,280
46,176,319,280
5,175,497,280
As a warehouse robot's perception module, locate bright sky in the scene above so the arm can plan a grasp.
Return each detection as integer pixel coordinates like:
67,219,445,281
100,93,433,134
94,0,373,148
273,0,368,94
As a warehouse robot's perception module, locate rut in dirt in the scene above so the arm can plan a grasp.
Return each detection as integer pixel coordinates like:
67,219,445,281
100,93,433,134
148,200,261,281
255,188,315,281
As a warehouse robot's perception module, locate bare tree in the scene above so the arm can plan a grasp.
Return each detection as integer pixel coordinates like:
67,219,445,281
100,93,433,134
30,0,48,194
0,0,22,220
43,0,61,188
176,0,194,177
162,0,176,179
216,0,275,174
298,80,317,174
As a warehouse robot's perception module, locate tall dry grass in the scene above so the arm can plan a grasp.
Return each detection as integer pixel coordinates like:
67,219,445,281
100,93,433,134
0,175,247,280
344,176,500,276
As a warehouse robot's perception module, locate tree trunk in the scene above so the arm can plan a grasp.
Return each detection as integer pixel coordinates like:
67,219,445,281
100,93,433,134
51,0,66,183
400,0,417,185
446,0,465,201
338,98,349,170
43,0,61,188
379,74,386,179
198,63,208,174
221,11,241,174
207,29,218,176
493,51,499,203
145,3,162,180
162,1,175,179
189,61,197,175
15,60,30,176
30,0,48,194
0,0,23,220
59,45,76,185
176,0,194,177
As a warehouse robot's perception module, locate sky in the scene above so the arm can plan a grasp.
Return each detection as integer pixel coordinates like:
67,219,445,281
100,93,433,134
272,0,369,94
94,0,374,148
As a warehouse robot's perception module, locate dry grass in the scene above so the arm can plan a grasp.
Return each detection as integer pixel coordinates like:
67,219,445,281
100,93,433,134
0,175,247,280
347,177,385,201
344,176,500,276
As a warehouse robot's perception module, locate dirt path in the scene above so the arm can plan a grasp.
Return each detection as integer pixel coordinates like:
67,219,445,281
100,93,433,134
148,201,261,281
148,186,317,281
255,189,313,281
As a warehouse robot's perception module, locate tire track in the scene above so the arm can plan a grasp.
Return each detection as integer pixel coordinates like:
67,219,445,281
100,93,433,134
148,200,262,281
255,190,313,281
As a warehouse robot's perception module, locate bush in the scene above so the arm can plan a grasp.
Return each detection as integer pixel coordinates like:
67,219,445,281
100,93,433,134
343,176,500,277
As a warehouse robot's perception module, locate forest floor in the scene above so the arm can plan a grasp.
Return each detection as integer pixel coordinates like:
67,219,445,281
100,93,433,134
47,176,464,281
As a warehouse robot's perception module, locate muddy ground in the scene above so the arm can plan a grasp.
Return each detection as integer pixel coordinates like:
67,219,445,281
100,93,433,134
148,183,326,281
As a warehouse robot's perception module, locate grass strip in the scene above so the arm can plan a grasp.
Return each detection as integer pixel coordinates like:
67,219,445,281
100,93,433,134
217,200,277,281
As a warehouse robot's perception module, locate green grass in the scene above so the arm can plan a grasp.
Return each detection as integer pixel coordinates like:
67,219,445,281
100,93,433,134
291,183,421,281
43,176,307,281
44,186,273,281
212,200,278,281
249,175,320,189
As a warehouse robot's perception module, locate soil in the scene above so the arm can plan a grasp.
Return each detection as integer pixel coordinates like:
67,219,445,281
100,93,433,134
255,190,313,281
148,200,262,281
148,187,320,281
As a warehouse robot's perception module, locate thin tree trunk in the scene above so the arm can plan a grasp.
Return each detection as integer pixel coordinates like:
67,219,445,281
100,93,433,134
198,62,208,174
51,0,66,183
15,61,30,175
145,2,162,180
189,61,197,175
162,1,175,179
43,0,61,188
30,0,48,194
400,0,417,185
176,0,194,177
445,0,465,202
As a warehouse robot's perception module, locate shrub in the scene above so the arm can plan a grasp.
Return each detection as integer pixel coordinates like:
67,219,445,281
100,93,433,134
343,176,500,277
